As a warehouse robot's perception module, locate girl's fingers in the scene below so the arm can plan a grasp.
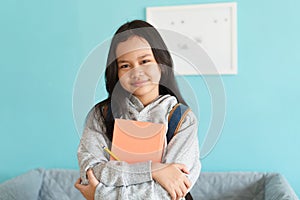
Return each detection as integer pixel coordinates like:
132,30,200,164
179,182,188,197
174,187,183,200
184,177,191,189
74,178,83,190
170,191,177,200
181,165,190,174
174,163,190,174
87,169,99,185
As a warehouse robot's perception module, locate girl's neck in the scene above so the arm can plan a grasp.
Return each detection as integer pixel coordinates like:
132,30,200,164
134,92,160,106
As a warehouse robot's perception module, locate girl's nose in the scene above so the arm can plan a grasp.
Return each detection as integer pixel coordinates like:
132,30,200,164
130,66,144,79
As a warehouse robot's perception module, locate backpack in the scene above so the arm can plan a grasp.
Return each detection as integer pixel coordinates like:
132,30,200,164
102,103,190,144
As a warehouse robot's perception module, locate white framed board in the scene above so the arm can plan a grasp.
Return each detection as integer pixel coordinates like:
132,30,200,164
146,2,237,75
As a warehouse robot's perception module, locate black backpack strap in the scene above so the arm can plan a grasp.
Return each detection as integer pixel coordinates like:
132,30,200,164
166,103,191,144
167,103,193,200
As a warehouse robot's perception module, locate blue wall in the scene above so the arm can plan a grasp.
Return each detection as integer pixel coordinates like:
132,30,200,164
1,0,299,196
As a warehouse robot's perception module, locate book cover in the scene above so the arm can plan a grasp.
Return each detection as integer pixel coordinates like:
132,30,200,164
110,118,166,163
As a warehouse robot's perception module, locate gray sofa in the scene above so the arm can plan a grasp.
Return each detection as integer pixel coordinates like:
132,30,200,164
190,172,298,200
0,168,298,200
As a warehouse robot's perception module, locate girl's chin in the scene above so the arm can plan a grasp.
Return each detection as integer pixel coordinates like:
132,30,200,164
133,86,158,96
122,83,159,96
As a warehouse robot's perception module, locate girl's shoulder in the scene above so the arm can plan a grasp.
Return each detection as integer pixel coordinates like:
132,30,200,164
94,98,111,109
95,98,112,111
86,99,111,123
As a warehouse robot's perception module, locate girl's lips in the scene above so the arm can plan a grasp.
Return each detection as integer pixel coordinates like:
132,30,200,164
132,80,149,87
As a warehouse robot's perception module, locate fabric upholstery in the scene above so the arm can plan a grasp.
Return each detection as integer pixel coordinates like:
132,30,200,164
190,172,298,200
0,169,298,200
0,168,44,200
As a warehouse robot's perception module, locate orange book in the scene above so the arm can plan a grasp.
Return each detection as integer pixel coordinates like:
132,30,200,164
110,118,166,163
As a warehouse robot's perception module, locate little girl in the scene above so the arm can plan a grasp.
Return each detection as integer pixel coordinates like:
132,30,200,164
75,20,201,200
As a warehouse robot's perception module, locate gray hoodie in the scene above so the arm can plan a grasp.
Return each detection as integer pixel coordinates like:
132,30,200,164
77,94,201,199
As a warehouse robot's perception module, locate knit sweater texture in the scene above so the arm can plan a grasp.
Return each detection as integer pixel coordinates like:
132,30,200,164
77,94,201,199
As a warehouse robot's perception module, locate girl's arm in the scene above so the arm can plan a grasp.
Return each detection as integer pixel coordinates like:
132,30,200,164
161,110,201,188
98,110,201,199
151,162,192,199
145,110,201,199
78,108,201,199
77,108,152,187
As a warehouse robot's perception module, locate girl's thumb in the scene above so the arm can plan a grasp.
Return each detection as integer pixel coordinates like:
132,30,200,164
87,169,98,184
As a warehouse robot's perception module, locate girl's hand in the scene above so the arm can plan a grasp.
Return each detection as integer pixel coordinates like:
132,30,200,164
74,169,99,200
151,163,191,200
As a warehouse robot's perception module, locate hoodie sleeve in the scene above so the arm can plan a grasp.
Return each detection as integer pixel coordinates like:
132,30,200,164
162,110,201,189
77,107,153,186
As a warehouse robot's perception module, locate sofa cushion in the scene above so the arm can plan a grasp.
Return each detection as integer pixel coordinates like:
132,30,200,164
1,169,298,200
38,169,84,200
190,172,266,200
0,168,44,200
265,173,299,200
190,172,298,200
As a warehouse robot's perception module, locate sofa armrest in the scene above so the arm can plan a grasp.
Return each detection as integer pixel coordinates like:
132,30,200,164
0,168,44,200
265,173,298,200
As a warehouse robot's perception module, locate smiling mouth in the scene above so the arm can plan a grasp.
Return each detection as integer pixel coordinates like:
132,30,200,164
131,80,149,87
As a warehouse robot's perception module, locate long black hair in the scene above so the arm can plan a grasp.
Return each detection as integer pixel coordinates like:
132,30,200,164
93,20,187,141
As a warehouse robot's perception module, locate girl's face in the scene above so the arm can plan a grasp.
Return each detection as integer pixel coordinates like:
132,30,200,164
116,36,161,104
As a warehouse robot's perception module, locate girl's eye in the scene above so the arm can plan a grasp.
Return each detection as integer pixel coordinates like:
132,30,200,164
119,64,129,69
141,59,150,64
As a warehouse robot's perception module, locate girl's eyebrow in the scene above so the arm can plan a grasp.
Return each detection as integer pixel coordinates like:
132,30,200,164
117,60,128,64
137,54,152,59
117,54,152,64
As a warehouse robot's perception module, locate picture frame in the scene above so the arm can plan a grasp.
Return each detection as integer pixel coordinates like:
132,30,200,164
146,2,238,75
